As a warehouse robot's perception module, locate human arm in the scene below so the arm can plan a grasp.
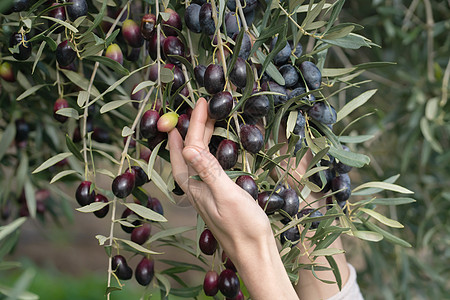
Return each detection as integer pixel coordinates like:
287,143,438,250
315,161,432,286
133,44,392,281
276,137,351,299
168,98,298,300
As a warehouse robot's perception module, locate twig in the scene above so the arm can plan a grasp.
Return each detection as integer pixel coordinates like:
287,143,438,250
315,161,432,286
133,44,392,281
441,58,450,107
401,0,420,31
423,0,435,83
209,0,242,142
235,0,249,32
81,1,131,180
106,86,154,298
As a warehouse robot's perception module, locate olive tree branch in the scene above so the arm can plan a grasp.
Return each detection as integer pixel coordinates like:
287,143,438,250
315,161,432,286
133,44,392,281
106,86,154,299
81,1,131,180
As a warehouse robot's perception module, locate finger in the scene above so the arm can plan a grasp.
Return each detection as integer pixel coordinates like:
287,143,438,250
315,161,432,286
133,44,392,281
168,129,189,191
182,145,234,193
204,116,216,146
185,98,209,148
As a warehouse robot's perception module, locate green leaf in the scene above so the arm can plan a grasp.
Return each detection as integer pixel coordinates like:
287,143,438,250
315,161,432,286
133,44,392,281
328,146,370,168
326,255,342,291
336,89,377,122
16,153,28,194
306,146,331,171
321,67,356,77
296,2,331,13
303,166,329,181
160,67,174,83
76,91,89,108
84,56,130,76
212,127,239,143
286,110,297,139
65,134,84,162
353,182,413,194
88,64,151,107
76,201,110,213
155,273,171,297
147,140,164,181
16,84,48,101
323,25,355,40
364,221,412,248
96,168,116,179
132,80,155,94
100,100,133,114
305,20,327,30
95,235,108,246
121,126,134,137
0,268,37,300
147,226,194,244
80,43,104,58
24,180,36,218
322,33,372,49
50,170,80,184
338,135,374,144
255,50,285,86
359,208,404,228
420,117,443,153
0,218,27,242
311,248,345,256
355,197,416,206
105,29,120,46
93,150,119,165
0,122,16,161
105,286,121,294
352,174,400,195
151,169,175,204
352,230,383,242
81,0,107,37
40,16,79,33
60,69,101,98
123,203,167,222
116,238,162,255
55,108,80,120
301,0,325,28
324,0,346,32
32,41,46,74
0,261,21,271
289,0,305,11
32,152,72,174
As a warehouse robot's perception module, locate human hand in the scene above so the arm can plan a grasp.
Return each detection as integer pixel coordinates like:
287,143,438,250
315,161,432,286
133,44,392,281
168,98,298,300
168,98,272,252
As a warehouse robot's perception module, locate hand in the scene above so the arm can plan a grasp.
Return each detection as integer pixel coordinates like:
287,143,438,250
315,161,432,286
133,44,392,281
168,98,298,300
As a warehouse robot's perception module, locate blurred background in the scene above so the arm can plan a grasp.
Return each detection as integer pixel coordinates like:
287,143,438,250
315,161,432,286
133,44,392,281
1,0,449,299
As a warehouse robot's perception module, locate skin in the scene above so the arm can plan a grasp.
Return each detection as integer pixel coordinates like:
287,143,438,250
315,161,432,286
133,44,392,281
168,98,349,300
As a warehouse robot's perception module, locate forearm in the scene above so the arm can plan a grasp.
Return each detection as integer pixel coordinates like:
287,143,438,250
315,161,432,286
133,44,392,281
295,236,350,300
231,230,299,300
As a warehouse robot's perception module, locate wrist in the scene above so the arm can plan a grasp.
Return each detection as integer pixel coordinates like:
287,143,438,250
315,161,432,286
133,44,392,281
228,226,298,300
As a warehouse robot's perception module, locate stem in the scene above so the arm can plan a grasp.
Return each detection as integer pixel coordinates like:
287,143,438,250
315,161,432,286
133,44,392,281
209,0,242,142
278,4,322,39
441,58,450,107
181,64,196,104
106,87,154,298
81,1,131,180
156,0,162,97
235,0,249,32
423,0,435,83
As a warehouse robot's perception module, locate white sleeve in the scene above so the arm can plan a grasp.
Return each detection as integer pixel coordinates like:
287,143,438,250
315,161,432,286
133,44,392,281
326,263,364,300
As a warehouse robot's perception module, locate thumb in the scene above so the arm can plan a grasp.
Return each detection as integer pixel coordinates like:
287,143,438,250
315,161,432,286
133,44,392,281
183,146,230,188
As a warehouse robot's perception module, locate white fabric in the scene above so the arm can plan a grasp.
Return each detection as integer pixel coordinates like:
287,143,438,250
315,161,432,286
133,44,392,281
326,263,364,300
